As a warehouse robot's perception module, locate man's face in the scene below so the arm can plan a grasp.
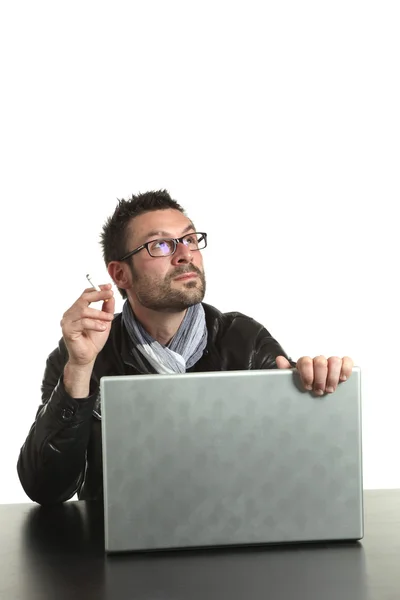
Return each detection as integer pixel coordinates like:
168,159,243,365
126,209,206,312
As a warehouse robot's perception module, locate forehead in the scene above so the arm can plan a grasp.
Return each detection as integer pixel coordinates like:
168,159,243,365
128,209,193,242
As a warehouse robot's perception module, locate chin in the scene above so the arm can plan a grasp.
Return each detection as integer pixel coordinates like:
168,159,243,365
175,289,205,310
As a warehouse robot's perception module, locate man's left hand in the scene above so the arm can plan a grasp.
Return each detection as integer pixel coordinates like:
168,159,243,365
276,355,354,395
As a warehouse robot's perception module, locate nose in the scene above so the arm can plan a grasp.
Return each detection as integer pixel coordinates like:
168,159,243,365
171,240,193,265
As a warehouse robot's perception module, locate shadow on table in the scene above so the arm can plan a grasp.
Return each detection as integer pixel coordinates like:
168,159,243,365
20,503,369,600
105,539,369,600
20,501,106,600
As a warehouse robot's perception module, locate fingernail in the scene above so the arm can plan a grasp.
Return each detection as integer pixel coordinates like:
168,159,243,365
315,389,324,396
340,375,347,381
326,386,334,393
305,385,313,391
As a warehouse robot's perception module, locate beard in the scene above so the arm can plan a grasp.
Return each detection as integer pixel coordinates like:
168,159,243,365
129,263,206,312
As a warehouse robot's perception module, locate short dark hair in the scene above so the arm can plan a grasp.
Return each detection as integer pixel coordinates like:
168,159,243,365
100,189,185,299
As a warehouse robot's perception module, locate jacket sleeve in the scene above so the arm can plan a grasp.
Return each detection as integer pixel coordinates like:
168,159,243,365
17,339,99,505
253,325,297,370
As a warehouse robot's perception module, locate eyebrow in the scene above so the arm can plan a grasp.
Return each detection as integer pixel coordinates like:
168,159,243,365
143,222,195,241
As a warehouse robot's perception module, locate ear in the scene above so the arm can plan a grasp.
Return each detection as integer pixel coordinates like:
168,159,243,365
107,261,131,294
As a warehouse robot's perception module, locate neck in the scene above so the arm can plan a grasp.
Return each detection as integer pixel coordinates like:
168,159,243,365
129,301,186,346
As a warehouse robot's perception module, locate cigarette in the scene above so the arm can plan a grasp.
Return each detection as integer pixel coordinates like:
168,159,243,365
86,274,109,301
86,274,101,292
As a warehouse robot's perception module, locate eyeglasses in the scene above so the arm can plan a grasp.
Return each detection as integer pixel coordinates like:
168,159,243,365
119,232,208,261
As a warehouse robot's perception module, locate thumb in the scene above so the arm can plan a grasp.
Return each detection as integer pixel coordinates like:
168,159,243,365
276,355,291,369
103,295,115,317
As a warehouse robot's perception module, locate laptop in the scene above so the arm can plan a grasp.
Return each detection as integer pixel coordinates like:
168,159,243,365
100,368,363,552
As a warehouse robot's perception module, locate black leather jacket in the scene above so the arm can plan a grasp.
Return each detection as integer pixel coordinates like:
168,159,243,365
17,303,295,505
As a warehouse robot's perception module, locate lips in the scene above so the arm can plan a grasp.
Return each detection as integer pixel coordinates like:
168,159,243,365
174,272,198,281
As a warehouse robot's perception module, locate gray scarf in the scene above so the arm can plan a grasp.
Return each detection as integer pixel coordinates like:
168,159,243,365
122,300,208,374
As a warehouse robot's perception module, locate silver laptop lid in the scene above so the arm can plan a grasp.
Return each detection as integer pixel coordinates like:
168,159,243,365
100,368,363,552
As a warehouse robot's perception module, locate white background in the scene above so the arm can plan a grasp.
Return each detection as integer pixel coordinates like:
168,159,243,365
0,1,399,503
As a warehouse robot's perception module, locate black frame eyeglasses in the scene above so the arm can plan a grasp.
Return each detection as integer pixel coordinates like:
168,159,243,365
119,232,208,261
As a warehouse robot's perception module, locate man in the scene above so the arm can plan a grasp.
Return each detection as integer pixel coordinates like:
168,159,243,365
17,190,353,505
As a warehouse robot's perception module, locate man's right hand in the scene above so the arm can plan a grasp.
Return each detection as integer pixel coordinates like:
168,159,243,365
61,284,115,397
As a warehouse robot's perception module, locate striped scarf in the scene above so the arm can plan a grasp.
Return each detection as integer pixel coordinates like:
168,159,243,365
122,300,208,374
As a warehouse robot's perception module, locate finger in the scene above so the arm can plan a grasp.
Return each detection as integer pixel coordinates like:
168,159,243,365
90,283,113,303
82,283,112,294
325,357,343,393
74,318,109,333
340,356,354,381
312,356,328,395
72,307,115,322
102,294,115,315
296,356,314,390
81,286,114,305
276,356,291,369
83,283,113,295
61,289,115,331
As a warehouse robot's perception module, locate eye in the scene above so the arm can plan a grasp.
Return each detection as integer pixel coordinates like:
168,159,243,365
154,240,169,250
184,233,200,247
149,239,174,256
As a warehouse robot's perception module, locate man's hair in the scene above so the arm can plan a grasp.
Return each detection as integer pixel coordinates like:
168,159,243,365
100,189,185,299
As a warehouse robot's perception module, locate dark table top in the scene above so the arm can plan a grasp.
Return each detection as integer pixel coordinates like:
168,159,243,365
1,489,399,600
